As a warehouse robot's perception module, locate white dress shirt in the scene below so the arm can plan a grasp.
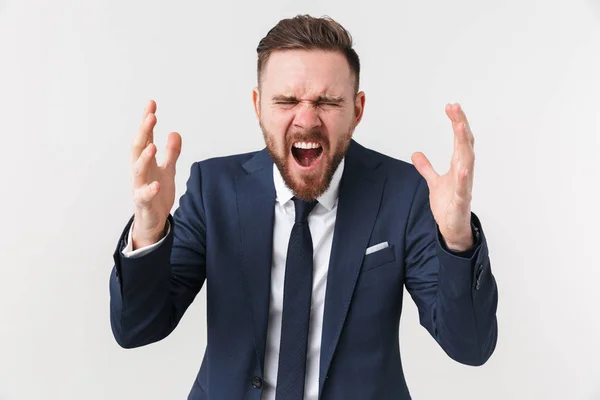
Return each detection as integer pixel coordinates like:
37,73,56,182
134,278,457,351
122,158,345,400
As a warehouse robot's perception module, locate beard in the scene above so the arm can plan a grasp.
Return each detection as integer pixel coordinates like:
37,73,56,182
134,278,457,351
261,122,353,202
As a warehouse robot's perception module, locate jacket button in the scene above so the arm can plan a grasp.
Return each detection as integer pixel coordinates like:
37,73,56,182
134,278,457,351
251,376,263,389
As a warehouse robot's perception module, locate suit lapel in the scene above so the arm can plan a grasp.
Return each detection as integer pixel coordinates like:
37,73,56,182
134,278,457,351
235,149,276,375
318,141,386,396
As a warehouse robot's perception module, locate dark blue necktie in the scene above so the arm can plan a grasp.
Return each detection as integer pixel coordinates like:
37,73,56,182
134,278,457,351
275,197,318,400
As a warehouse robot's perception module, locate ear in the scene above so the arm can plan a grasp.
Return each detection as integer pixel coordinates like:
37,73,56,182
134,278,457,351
252,87,260,120
353,91,366,126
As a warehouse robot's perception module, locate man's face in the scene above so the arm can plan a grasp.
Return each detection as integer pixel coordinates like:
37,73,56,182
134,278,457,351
253,49,365,201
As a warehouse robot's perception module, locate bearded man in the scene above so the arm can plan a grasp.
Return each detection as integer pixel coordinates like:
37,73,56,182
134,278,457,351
109,14,498,400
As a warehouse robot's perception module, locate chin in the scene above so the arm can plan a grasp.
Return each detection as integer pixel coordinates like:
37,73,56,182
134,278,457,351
262,125,352,201
284,146,344,202
286,159,328,201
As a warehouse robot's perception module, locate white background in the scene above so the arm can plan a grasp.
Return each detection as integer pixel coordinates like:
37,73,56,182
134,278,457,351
1,0,599,399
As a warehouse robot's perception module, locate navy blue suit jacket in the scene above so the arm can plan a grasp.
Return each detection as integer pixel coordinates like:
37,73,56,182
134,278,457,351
109,140,498,399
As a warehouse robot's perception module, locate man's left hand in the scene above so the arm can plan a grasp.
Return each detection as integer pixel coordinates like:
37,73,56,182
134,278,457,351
411,103,475,252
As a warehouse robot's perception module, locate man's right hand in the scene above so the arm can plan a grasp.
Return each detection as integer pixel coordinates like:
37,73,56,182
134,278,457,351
131,100,182,250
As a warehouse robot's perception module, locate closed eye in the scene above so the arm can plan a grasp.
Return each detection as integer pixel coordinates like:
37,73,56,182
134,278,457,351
317,102,341,107
271,96,344,109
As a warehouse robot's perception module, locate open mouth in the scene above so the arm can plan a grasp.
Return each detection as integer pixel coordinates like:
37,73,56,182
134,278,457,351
291,141,323,168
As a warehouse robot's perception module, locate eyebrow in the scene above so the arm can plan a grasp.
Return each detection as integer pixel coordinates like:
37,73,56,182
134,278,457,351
271,95,345,104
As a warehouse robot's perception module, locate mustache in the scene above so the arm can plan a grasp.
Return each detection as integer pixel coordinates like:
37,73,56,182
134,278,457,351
285,129,329,148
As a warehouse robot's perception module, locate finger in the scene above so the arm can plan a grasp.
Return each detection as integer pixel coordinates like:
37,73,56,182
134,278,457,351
411,152,439,187
133,143,157,188
450,122,476,182
132,100,157,162
134,181,160,208
453,104,474,145
446,103,463,150
452,134,475,192
445,103,465,123
451,103,468,125
454,166,472,204
445,103,455,122
140,100,157,144
450,107,474,160
142,100,157,120
132,112,157,162
447,103,474,146
162,131,182,173
454,122,472,150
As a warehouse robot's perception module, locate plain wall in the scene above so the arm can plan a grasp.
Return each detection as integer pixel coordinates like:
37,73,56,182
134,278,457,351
1,0,599,398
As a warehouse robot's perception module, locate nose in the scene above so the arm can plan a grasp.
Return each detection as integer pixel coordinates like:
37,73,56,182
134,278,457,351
292,102,322,131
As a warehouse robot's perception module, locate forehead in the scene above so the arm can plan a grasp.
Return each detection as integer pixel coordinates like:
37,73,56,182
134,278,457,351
261,49,354,97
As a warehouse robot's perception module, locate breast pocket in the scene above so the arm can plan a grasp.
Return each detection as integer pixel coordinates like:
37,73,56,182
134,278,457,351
361,244,396,272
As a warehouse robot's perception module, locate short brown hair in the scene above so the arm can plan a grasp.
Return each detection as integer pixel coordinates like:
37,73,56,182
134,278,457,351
256,15,360,93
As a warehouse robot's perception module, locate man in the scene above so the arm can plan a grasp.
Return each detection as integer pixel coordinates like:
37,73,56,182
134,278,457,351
109,14,498,400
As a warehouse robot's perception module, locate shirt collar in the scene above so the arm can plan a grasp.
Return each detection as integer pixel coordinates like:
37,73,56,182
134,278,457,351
273,158,345,211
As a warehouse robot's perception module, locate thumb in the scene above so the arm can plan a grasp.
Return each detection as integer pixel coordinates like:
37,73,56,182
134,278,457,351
411,152,438,186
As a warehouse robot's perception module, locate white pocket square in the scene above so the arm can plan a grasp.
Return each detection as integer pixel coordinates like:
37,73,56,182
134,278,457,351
365,241,389,255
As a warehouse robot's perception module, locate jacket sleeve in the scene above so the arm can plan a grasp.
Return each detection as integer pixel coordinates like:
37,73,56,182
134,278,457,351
109,161,207,348
404,177,498,366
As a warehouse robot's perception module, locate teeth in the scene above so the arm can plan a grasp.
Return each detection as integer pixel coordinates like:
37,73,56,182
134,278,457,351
293,142,321,149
